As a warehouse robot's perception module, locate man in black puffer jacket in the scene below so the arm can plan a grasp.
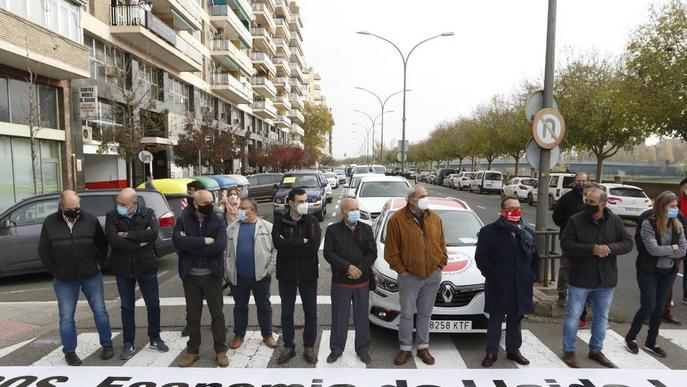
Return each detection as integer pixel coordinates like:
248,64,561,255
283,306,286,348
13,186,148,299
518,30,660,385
38,190,112,366
105,188,168,361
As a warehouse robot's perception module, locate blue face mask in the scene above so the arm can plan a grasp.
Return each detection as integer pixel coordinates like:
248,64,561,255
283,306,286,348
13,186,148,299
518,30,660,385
347,210,360,224
116,205,129,217
668,208,679,219
238,209,247,222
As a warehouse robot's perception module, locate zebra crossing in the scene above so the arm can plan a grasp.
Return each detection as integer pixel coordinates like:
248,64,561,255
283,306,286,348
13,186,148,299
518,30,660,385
2,327,687,369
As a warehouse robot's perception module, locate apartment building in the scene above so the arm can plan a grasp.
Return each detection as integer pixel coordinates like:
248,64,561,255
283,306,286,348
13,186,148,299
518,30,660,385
303,66,332,157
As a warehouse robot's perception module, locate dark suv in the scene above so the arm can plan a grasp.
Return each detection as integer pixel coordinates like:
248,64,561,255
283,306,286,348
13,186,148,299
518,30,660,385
272,170,328,221
0,189,176,278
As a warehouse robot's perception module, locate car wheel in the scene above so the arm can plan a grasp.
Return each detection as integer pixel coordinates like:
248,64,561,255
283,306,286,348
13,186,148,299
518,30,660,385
528,193,534,206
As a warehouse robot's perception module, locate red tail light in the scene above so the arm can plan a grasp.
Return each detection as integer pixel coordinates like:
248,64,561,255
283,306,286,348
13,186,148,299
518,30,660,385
556,188,560,197
159,212,175,227
607,196,622,205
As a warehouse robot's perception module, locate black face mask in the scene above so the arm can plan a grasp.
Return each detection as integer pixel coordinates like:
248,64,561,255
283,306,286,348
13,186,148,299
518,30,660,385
573,183,584,192
63,208,81,219
584,203,600,217
197,204,214,216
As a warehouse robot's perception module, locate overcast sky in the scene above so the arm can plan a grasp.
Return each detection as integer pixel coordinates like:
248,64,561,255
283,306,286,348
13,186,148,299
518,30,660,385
297,0,669,159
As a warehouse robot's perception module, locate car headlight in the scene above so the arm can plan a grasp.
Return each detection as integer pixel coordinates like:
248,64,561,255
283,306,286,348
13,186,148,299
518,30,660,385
274,197,284,204
312,200,322,208
360,210,370,220
374,268,399,292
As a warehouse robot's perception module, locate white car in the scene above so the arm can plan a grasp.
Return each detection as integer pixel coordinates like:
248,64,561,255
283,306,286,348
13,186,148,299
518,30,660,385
548,172,576,209
349,175,411,223
469,170,503,194
453,171,476,190
600,183,652,219
344,173,384,198
370,197,488,333
502,177,538,201
324,172,338,189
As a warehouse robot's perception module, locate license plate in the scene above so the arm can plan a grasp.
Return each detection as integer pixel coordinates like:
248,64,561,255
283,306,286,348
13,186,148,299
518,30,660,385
429,320,472,332
625,207,640,212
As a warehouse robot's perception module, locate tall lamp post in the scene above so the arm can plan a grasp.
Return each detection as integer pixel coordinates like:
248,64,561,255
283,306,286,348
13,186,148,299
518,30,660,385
357,31,454,172
353,109,393,163
352,131,368,162
353,123,374,163
355,87,408,165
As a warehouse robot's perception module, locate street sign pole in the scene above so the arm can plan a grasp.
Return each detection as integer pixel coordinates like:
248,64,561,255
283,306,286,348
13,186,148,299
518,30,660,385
535,0,557,271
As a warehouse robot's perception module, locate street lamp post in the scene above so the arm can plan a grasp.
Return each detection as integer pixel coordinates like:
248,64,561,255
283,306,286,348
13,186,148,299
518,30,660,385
353,123,374,163
354,109,393,164
357,31,454,172
352,131,368,161
355,87,408,165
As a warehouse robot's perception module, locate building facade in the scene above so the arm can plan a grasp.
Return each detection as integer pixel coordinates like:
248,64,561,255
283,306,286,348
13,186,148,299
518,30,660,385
303,66,331,157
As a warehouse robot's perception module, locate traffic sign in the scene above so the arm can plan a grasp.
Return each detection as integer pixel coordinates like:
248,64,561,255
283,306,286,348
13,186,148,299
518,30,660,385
138,150,153,164
525,90,560,123
396,152,406,162
531,108,565,149
525,138,561,170
398,140,409,152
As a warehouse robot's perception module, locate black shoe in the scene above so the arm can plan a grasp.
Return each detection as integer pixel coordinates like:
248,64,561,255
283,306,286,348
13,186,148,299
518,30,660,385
481,354,497,367
326,352,341,364
663,315,682,325
303,347,318,364
181,326,189,337
101,345,114,360
276,347,296,365
625,339,639,354
358,352,371,364
506,351,530,365
644,344,667,358
65,352,81,366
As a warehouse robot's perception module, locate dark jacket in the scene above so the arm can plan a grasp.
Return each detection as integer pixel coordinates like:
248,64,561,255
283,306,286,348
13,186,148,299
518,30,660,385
634,209,686,274
272,212,321,281
172,207,227,279
553,187,585,236
105,205,159,278
324,220,377,285
475,218,540,316
561,208,633,288
38,210,108,282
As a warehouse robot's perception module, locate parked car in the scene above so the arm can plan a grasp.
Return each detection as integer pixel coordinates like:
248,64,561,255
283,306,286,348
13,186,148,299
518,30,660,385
320,172,334,203
417,171,431,183
334,169,347,184
247,173,283,202
369,197,488,333
453,171,476,191
469,171,504,194
527,182,539,206
443,173,460,188
548,173,576,209
344,173,385,198
324,172,339,189
502,177,538,201
272,170,328,221
353,165,386,175
427,174,437,185
347,175,411,224
600,183,652,219
435,168,458,186
0,189,176,278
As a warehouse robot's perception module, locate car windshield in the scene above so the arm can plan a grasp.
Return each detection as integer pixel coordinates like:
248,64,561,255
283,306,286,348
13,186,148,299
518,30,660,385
609,187,646,198
358,181,409,198
281,174,319,188
355,166,373,174
382,210,482,246
373,166,385,174
325,172,336,178
334,170,344,175
485,172,501,180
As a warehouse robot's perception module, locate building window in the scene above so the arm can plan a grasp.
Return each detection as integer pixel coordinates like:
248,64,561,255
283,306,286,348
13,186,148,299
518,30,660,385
1,0,82,43
169,77,190,112
86,37,128,87
8,78,30,125
0,77,8,122
2,77,60,129
139,63,162,102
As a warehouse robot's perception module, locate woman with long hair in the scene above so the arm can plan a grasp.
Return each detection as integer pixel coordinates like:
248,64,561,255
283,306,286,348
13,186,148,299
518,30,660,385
625,191,687,357
219,187,241,225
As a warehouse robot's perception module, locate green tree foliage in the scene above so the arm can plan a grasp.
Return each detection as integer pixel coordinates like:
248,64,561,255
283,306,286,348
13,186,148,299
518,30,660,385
302,103,334,162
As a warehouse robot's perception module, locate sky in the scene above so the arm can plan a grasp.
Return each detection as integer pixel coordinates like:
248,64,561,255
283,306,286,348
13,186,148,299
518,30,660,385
297,0,670,159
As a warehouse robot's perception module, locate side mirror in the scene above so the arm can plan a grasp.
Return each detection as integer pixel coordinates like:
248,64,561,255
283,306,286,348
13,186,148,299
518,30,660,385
343,183,349,188
321,182,328,188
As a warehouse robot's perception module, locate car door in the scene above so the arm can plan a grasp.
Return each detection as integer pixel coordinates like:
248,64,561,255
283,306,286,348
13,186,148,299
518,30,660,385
0,198,59,275
247,176,258,199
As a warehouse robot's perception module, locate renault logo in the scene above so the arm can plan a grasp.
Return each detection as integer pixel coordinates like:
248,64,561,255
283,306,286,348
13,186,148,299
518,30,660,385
441,284,454,303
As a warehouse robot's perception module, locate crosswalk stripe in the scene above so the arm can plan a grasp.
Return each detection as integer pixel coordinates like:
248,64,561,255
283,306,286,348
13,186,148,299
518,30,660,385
316,330,366,368
319,238,325,251
33,332,120,366
0,339,33,359
142,295,332,307
577,329,668,369
500,330,566,368
659,330,687,350
123,331,186,367
228,331,280,368
417,334,466,369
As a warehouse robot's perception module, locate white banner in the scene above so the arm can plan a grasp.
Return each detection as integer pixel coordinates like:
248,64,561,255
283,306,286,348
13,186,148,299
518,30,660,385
0,367,684,387
79,86,98,120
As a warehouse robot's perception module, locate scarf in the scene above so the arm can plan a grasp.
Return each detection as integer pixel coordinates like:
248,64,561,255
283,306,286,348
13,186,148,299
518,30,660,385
497,217,537,259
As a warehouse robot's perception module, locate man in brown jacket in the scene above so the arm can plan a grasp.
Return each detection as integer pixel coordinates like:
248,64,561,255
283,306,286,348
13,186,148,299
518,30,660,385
384,185,447,366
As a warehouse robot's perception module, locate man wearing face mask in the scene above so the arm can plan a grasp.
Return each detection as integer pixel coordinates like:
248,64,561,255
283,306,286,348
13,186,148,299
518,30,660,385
323,198,377,364
384,185,447,366
560,188,633,368
38,190,112,366
475,196,539,367
105,188,168,360
172,190,229,367
272,188,322,364
225,198,278,350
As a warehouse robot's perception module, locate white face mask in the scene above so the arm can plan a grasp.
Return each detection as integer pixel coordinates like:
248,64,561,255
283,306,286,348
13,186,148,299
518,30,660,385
296,202,309,215
417,197,430,211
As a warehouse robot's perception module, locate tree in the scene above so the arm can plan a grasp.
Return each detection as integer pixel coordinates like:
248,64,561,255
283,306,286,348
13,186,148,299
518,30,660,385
320,154,336,168
472,100,505,169
302,103,334,162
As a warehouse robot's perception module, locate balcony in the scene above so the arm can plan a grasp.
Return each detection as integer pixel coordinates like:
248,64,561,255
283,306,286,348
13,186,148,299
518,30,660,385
211,72,253,105
273,57,289,75
289,109,305,125
289,78,302,94
110,5,202,72
147,0,203,30
289,139,304,148
0,7,89,79
289,93,304,110
273,37,290,58
275,115,291,129
289,63,305,82
251,76,277,98
211,38,253,76
251,28,276,56
273,96,291,111
209,5,252,49
290,124,305,137
252,3,275,34
250,52,277,76
252,99,278,120
290,47,305,69
275,0,291,19
273,17,291,40
272,77,290,93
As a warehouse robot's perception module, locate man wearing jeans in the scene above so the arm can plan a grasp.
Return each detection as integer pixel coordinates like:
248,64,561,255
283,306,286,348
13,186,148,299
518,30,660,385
384,186,447,366
225,198,278,350
560,188,633,368
38,190,112,366
105,188,168,360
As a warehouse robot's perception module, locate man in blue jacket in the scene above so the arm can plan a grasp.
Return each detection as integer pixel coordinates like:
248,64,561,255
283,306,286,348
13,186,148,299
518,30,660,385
172,190,228,368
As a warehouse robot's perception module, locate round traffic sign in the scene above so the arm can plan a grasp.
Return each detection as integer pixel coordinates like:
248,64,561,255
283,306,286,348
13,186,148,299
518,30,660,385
396,152,406,163
138,150,153,164
532,108,565,150
525,91,560,123
525,138,561,170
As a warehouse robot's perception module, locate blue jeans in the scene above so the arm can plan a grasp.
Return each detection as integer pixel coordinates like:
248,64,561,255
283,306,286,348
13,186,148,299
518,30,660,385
562,285,614,353
279,279,317,348
233,276,272,337
116,274,161,345
626,269,674,347
53,272,112,353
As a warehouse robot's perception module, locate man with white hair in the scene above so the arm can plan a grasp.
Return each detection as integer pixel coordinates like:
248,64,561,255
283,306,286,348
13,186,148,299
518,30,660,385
105,188,168,360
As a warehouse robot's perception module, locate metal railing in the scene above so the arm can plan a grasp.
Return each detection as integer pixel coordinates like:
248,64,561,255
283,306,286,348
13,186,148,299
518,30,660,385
534,229,563,287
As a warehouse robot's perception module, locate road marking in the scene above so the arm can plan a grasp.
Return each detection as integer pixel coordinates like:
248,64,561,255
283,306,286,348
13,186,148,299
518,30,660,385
501,330,566,368
660,330,687,350
316,330,366,368
228,331,280,368
142,295,332,307
577,329,668,369
476,205,486,209
678,273,684,278
33,332,120,366
335,205,339,209
528,223,536,227
319,238,325,251
123,331,186,367
0,338,33,359
416,334,466,369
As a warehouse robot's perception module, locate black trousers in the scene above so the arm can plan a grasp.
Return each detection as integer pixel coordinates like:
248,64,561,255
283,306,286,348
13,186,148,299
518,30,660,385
183,274,227,354
486,312,523,356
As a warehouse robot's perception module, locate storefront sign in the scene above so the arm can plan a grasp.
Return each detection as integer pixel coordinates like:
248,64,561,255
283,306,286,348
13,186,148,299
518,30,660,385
79,86,98,120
